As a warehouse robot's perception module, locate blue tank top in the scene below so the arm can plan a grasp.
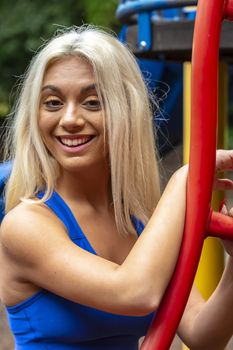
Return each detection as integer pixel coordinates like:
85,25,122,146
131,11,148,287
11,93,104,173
6,191,154,350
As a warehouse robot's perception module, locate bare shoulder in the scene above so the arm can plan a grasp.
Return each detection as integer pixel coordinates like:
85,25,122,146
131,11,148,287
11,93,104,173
0,201,68,263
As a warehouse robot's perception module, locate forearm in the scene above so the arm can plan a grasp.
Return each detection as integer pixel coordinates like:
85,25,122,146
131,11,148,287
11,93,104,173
182,257,233,350
118,167,187,311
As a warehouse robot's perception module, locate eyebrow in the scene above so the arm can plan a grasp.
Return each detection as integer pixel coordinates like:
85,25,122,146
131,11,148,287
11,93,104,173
41,83,97,94
80,84,97,94
41,85,61,94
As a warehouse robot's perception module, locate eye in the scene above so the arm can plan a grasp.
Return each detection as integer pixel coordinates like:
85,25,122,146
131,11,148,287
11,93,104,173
83,99,101,111
43,99,63,110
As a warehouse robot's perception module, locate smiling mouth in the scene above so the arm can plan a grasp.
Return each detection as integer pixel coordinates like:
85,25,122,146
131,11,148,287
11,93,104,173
58,136,94,147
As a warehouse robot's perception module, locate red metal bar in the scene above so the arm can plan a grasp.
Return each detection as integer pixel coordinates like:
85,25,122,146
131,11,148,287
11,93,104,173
141,0,227,348
207,210,233,240
224,0,233,19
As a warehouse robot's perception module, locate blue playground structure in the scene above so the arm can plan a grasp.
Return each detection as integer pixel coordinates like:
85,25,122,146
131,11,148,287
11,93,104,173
0,161,12,222
117,0,196,52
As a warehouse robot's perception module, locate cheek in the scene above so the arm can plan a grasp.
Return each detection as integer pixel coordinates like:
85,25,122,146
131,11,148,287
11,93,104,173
38,113,56,138
96,112,105,134
38,120,55,157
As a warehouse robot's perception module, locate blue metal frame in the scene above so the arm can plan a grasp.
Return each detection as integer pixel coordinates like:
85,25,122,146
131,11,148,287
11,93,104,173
116,0,197,24
138,12,152,50
0,161,12,222
116,0,197,52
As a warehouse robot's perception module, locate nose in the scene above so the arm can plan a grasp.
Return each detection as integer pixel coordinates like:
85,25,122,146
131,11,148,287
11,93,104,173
59,104,85,131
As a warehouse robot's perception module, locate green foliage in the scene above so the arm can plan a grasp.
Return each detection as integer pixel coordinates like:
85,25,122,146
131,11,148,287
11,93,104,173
83,0,119,29
0,0,119,116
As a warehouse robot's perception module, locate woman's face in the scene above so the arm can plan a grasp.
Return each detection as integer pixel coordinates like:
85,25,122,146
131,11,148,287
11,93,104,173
38,56,107,174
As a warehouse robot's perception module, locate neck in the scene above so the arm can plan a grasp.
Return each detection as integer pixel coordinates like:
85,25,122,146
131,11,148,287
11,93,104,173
56,163,112,211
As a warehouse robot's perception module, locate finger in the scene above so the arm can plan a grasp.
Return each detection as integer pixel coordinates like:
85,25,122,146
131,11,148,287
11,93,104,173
216,150,233,171
214,178,233,190
220,204,228,215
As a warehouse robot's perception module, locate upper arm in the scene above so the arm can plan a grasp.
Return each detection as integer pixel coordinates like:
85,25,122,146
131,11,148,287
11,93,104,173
0,204,130,314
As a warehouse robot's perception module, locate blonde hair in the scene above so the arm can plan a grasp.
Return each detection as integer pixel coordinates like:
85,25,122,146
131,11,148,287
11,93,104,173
4,25,161,235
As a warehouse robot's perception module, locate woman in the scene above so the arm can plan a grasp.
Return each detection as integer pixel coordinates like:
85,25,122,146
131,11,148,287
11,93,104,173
0,25,233,350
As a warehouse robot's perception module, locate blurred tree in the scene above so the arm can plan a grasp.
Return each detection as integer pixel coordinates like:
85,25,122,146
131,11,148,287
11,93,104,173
84,0,119,29
0,0,119,116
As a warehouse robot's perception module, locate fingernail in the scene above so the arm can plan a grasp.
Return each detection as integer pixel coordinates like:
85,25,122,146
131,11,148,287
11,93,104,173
219,199,226,212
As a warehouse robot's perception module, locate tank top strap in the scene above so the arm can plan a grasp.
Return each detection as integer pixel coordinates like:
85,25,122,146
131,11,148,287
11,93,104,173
37,192,144,242
37,191,84,241
131,216,144,236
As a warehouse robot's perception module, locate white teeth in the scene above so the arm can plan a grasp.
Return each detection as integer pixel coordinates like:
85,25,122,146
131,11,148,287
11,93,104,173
72,139,78,146
60,136,91,147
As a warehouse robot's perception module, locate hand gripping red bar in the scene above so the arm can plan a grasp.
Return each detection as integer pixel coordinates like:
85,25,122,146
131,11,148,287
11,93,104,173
141,1,233,349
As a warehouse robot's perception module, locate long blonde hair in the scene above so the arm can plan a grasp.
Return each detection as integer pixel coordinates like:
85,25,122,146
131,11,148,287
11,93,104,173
4,25,161,235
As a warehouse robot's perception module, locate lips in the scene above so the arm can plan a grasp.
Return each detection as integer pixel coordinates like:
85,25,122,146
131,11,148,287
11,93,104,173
57,135,93,148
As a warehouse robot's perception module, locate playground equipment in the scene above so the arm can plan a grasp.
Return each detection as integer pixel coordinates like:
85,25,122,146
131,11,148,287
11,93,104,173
117,0,233,348
0,161,12,222
117,0,197,53
117,0,233,62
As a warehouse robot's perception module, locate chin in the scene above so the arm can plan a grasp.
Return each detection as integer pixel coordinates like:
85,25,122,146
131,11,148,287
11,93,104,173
59,156,108,174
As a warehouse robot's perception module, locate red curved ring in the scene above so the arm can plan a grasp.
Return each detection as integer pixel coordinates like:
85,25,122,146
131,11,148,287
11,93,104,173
141,0,233,348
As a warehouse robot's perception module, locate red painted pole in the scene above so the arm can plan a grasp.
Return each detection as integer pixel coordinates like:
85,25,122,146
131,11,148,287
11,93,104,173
208,210,233,239
141,1,233,349
224,0,233,19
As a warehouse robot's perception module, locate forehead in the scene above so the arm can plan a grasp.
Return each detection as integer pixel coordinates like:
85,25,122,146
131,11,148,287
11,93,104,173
43,57,94,84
